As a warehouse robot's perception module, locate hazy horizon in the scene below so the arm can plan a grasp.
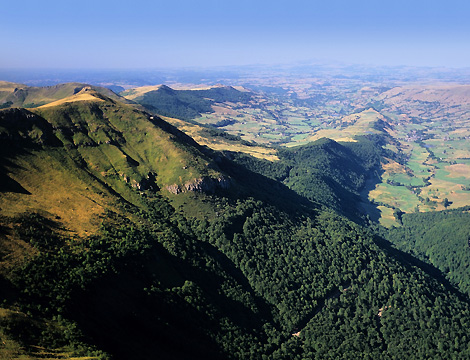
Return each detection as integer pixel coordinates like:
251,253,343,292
2,0,470,70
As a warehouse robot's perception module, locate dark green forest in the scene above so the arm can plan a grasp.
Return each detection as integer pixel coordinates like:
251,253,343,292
5,187,470,359
380,207,470,296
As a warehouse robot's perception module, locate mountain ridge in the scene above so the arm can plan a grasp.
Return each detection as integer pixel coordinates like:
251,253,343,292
0,81,133,109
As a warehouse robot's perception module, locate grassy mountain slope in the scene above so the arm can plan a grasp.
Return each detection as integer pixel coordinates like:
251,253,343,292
1,86,470,359
0,90,225,234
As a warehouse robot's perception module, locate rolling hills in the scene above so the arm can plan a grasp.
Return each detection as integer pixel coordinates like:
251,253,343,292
121,84,252,121
0,81,133,109
1,83,470,359
124,81,470,226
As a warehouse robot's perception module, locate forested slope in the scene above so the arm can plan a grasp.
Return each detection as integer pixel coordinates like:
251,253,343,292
226,135,385,220
1,87,470,359
381,207,470,296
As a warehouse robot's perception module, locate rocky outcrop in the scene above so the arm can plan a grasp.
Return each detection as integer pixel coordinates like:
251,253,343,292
166,184,181,194
166,176,232,194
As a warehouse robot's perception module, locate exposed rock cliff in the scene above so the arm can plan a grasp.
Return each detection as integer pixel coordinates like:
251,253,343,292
166,176,232,194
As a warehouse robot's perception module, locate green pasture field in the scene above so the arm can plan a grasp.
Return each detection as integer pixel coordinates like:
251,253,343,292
377,206,399,228
369,182,421,213
387,173,425,187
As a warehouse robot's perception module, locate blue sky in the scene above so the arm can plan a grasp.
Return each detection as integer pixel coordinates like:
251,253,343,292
1,0,469,69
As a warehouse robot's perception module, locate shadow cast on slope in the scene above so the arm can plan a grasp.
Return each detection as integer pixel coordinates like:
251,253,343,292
215,155,319,218
0,173,31,194
67,235,275,360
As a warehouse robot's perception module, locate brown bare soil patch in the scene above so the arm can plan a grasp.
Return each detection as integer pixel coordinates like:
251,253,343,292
445,164,470,178
211,105,239,116
382,158,407,174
